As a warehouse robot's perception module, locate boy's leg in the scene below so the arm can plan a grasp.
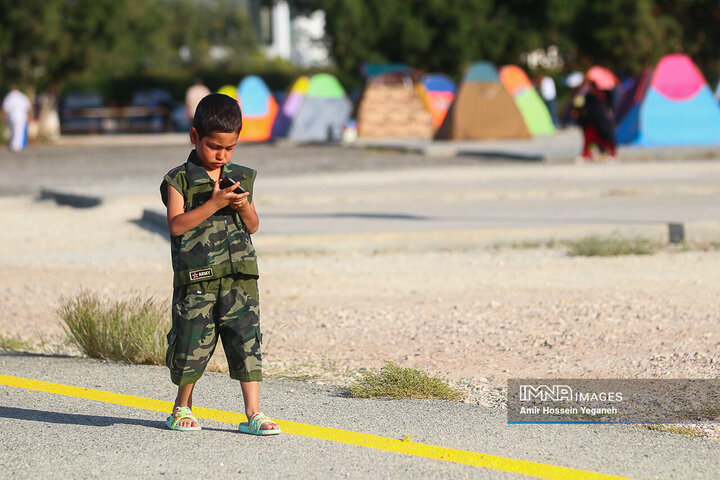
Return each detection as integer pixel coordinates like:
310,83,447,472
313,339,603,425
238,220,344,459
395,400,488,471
240,381,279,431
167,286,219,385
172,383,198,428
216,276,263,383
217,276,277,430
166,284,220,426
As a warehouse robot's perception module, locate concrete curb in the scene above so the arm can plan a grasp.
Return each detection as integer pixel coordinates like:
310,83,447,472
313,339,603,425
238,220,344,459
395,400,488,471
138,207,720,255
348,141,545,161
250,225,661,256
350,140,720,164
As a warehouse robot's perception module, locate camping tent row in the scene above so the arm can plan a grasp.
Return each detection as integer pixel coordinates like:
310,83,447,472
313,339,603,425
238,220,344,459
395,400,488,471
217,53,720,145
216,73,352,142
217,64,554,142
357,63,556,140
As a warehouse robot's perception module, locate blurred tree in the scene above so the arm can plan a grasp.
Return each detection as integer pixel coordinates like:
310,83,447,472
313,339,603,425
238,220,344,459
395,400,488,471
0,0,132,89
301,0,710,80
654,0,720,81
301,0,520,80
163,0,259,71
0,0,258,92
567,0,678,74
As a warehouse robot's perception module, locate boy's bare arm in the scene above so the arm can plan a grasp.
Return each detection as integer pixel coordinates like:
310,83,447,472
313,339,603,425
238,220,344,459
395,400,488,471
228,194,259,234
238,201,259,234
166,181,242,236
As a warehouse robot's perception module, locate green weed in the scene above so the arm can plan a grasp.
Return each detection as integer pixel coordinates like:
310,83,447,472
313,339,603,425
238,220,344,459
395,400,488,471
347,362,465,401
642,424,706,437
57,291,169,365
565,235,656,257
0,333,33,351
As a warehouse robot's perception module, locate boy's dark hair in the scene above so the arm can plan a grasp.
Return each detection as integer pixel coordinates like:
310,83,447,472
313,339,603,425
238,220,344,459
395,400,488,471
193,93,243,138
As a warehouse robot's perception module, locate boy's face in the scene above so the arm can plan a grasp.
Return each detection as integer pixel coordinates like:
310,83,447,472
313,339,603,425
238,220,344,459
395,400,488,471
190,128,239,172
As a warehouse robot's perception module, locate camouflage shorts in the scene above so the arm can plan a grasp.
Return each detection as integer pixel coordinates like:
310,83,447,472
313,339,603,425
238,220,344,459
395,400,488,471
166,274,262,386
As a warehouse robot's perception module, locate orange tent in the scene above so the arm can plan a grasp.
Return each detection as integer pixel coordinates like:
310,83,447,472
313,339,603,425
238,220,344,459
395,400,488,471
499,65,533,96
236,76,278,142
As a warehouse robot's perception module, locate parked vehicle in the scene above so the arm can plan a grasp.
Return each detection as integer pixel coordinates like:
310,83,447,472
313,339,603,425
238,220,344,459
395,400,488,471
59,91,104,134
128,88,176,132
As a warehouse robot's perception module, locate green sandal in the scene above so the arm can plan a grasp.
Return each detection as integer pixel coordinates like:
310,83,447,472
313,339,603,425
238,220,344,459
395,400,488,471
238,412,281,436
165,406,201,431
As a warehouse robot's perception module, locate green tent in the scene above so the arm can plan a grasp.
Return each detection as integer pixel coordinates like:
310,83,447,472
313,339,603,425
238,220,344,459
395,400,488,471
499,65,555,136
288,73,352,141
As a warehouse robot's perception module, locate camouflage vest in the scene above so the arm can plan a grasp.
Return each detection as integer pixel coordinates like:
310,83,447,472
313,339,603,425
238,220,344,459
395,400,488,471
161,150,258,287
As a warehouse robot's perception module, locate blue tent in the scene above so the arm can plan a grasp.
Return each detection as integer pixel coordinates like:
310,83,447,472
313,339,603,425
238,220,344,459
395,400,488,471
616,54,720,146
422,74,456,93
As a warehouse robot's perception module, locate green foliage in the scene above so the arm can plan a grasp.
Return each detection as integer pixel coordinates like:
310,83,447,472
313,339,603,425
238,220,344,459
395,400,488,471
347,362,465,401
0,333,33,351
312,0,514,82
654,0,720,82
304,0,719,81
567,0,678,73
57,291,169,365
0,0,259,91
565,236,657,257
3,1,720,95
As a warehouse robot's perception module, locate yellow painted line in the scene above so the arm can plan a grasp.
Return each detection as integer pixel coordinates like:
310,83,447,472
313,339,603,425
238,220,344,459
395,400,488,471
0,374,634,480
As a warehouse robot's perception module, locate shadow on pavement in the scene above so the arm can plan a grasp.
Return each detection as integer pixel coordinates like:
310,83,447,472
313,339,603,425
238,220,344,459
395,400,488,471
131,218,169,240
0,350,77,360
263,212,432,220
0,406,232,433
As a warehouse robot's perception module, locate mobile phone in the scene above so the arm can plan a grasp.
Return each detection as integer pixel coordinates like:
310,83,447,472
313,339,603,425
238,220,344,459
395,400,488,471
219,177,247,194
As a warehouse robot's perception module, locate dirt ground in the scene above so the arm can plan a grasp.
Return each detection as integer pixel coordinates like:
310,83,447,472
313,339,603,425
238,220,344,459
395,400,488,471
1,192,718,397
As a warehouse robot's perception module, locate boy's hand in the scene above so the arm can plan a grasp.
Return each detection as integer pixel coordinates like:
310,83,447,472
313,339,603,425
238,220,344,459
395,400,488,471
211,179,244,209
228,191,250,211
217,179,251,211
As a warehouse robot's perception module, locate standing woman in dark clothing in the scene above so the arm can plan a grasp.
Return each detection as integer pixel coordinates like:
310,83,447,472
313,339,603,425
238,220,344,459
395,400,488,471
572,80,618,163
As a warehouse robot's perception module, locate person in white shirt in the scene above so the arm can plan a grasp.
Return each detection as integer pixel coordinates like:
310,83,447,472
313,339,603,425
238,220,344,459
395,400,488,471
539,75,559,126
2,86,32,152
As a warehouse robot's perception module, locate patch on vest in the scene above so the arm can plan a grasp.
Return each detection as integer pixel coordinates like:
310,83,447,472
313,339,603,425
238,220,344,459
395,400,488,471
189,268,213,281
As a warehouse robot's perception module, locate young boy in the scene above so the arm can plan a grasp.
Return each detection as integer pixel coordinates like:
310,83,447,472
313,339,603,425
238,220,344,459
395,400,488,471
160,93,279,435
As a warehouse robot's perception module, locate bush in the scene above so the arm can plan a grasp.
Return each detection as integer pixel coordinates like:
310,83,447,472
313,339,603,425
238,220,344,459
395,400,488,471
347,362,465,401
58,291,169,365
565,235,656,257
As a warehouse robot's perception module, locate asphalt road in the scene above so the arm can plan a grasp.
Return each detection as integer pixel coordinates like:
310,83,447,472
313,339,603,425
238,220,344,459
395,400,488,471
1,140,719,239
2,353,719,479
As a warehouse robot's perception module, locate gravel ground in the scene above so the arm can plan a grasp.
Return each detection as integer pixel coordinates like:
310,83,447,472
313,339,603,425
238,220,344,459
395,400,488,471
1,193,718,401
0,143,718,435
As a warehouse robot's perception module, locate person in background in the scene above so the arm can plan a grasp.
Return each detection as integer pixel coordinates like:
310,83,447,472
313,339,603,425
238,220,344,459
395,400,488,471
2,85,32,152
185,78,211,120
571,80,617,163
538,74,559,126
